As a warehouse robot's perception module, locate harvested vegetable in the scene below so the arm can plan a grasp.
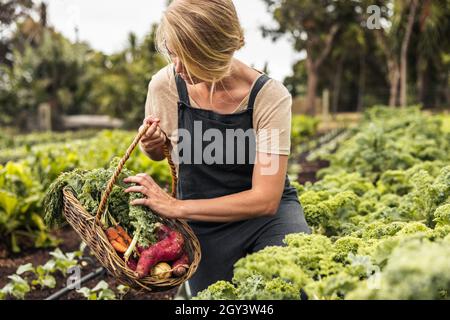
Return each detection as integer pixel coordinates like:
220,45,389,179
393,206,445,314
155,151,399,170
43,159,159,256
43,159,190,279
172,252,190,277
105,227,129,253
151,262,172,280
136,227,184,278
115,225,132,245
157,224,171,240
126,258,138,271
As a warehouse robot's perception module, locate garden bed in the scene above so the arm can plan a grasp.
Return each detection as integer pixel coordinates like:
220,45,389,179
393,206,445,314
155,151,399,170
0,227,177,300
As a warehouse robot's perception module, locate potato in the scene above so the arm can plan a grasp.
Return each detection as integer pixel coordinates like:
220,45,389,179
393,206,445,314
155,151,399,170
151,262,172,280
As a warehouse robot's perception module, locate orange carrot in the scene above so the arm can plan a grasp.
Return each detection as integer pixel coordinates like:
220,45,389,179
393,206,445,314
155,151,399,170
110,239,128,253
106,227,128,252
115,226,132,245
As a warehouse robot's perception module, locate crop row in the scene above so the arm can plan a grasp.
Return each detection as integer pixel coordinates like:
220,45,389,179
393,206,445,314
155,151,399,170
196,106,450,300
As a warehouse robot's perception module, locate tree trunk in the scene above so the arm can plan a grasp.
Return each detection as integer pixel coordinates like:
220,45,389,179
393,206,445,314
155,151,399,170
400,0,418,107
416,54,426,106
303,25,339,116
332,55,344,115
388,60,400,107
357,52,366,112
305,57,318,115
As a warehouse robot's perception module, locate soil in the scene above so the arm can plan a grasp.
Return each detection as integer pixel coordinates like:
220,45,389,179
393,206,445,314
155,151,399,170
0,227,177,300
296,159,330,184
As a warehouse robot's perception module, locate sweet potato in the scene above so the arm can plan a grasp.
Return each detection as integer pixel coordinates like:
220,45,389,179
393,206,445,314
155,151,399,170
127,258,138,271
157,224,171,240
137,245,146,254
135,228,184,278
172,252,190,277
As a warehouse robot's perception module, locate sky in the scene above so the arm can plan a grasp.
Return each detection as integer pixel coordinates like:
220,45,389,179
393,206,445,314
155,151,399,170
45,0,304,81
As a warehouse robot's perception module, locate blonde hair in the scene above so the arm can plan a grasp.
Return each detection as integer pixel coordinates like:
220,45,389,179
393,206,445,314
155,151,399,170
156,0,245,86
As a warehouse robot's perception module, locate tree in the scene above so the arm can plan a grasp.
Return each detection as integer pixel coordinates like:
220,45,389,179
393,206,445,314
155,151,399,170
86,24,167,127
365,0,422,107
414,0,450,107
0,25,93,129
399,0,419,107
0,0,35,66
261,0,355,115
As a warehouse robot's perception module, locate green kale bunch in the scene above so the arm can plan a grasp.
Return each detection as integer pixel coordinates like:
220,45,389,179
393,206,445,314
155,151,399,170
43,158,158,247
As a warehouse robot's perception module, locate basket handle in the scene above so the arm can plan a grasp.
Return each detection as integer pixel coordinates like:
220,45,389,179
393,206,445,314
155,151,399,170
95,123,178,223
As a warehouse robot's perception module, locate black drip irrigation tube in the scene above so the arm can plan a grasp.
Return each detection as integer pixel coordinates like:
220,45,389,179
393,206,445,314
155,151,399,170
45,261,106,300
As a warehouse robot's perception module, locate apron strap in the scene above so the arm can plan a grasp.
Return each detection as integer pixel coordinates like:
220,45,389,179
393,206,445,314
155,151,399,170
174,71,191,105
247,74,270,111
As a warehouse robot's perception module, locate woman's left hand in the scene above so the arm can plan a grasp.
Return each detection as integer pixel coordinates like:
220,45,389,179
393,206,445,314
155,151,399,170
124,173,181,219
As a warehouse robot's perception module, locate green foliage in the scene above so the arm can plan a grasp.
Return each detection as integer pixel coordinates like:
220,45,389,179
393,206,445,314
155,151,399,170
0,275,31,300
319,107,450,180
348,239,450,300
43,159,158,248
0,20,166,128
77,281,117,300
0,129,171,253
194,281,238,300
0,245,85,300
0,161,57,252
434,204,450,228
0,28,93,127
290,115,319,150
196,108,450,300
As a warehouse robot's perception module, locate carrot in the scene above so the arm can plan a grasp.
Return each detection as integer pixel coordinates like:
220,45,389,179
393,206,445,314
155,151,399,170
106,227,129,253
172,252,190,277
110,239,128,253
135,227,184,278
115,225,132,245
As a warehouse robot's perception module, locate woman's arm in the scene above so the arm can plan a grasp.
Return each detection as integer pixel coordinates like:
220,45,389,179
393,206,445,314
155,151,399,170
124,152,288,222
139,142,166,162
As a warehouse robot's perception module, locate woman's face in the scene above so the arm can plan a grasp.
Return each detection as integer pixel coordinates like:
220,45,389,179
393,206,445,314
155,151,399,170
165,42,201,85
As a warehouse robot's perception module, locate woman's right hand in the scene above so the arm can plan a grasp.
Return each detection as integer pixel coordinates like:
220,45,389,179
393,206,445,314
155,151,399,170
139,116,167,153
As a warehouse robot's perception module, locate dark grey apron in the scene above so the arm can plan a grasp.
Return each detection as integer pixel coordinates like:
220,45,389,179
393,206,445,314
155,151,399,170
174,72,310,295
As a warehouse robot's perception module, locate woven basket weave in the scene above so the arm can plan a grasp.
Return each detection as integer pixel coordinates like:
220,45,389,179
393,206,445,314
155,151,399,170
62,123,201,292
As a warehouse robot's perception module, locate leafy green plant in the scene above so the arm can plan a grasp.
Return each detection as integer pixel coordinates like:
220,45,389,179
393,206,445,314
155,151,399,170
76,281,116,300
0,128,171,253
196,107,450,300
0,275,31,300
0,245,85,300
0,161,58,252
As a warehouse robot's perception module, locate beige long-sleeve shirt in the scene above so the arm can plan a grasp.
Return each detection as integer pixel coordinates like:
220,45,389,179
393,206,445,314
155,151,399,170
144,64,292,156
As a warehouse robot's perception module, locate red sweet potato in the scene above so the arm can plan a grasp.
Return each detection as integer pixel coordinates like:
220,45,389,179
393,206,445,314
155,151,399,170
135,228,184,278
126,258,138,271
172,252,190,277
157,224,171,240
137,245,146,254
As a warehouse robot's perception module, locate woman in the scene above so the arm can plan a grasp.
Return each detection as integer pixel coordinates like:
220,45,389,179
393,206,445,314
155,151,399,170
123,0,310,295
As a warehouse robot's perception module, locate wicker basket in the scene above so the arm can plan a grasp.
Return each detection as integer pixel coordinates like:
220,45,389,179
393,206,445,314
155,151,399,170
62,123,201,292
